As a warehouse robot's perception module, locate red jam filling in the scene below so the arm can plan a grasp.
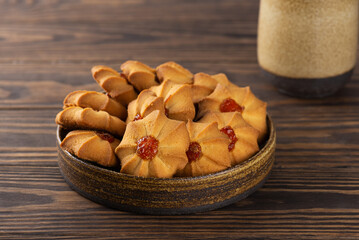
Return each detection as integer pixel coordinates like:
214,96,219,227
164,108,169,117
136,136,159,160
219,98,244,113
96,131,115,143
220,126,238,151
133,113,143,121
186,142,202,163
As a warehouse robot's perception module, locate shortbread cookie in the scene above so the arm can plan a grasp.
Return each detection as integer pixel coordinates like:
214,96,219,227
199,112,259,165
211,73,232,86
198,84,267,141
177,121,231,177
126,89,165,124
55,106,126,137
156,61,193,84
120,60,158,91
115,110,190,178
91,65,137,106
191,73,234,103
63,90,127,120
150,80,195,121
61,130,120,167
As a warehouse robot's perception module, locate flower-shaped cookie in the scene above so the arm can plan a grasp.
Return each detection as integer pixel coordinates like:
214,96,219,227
61,130,120,167
126,89,165,123
156,61,193,84
91,65,137,106
198,84,267,141
55,106,126,137
120,60,158,91
191,73,234,103
150,80,195,121
198,112,259,165
191,72,218,103
177,121,231,177
211,73,232,86
63,90,127,120
115,110,190,178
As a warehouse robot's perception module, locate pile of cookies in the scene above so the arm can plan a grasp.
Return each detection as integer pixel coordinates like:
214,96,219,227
55,61,267,178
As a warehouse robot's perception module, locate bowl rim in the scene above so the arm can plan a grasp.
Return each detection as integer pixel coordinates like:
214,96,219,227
57,114,275,182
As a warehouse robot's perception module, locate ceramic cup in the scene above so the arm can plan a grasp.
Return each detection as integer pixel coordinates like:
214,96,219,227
257,0,358,98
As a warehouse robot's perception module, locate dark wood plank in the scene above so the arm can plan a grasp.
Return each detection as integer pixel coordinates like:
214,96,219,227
0,104,358,239
1,0,359,239
0,0,259,75
1,163,359,239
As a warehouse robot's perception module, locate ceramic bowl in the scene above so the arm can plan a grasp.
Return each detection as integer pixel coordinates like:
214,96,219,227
57,115,276,215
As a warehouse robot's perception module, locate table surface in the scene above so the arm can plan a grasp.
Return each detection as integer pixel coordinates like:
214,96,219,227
1,0,359,239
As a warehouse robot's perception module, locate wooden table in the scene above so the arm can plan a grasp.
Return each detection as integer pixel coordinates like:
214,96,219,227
1,1,358,239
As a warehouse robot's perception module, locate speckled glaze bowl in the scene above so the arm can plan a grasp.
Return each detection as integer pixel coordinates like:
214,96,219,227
57,115,276,215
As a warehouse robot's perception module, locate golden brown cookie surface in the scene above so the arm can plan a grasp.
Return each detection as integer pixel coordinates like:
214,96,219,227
115,110,190,178
55,60,268,178
198,84,267,141
61,130,120,167
120,60,158,91
55,106,126,137
92,65,137,106
63,90,127,120
150,80,195,121
126,89,165,124
177,121,231,177
191,73,234,103
156,61,193,84
199,112,259,165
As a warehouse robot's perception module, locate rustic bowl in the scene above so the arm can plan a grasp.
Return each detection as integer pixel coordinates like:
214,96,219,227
57,115,276,215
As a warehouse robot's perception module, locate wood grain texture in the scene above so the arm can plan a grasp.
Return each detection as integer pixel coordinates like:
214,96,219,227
0,0,359,239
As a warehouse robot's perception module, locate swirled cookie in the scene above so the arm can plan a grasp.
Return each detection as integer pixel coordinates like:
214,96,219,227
120,60,158,91
56,60,269,178
61,130,120,167
198,112,259,165
150,80,195,121
198,84,267,141
177,121,231,177
126,89,165,124
115,110,190,178
211,73,232,86
55,106,126,137
63,90,127,120
91,65,137,106
191,73,234,103
156,61,193,84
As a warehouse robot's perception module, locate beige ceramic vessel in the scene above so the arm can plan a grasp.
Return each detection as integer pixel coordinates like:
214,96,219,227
258,0,358,98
